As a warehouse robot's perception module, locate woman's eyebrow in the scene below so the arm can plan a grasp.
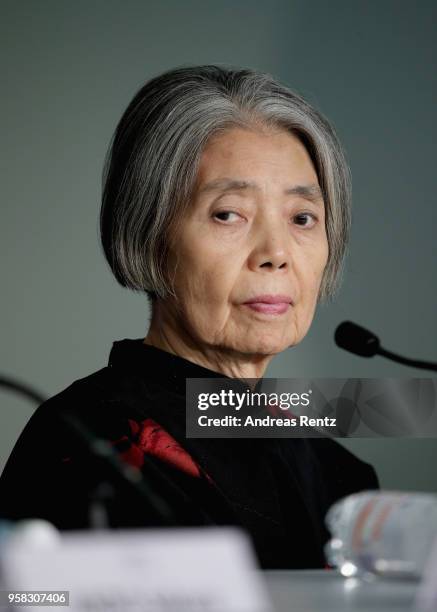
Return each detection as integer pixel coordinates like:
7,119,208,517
285,184,324,203
198,178,324,203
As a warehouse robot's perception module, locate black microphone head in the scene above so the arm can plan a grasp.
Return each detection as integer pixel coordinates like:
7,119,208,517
335,321,380,357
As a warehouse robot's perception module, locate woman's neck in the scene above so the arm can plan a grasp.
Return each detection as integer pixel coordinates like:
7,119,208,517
143,304,272,380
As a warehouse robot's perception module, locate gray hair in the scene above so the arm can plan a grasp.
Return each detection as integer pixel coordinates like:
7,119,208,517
100,64,351,304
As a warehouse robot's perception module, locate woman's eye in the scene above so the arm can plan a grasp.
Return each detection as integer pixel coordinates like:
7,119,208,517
213,210,317,227
293,213,317,228
213,211,241,223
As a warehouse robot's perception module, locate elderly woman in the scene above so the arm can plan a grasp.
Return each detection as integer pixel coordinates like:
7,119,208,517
0,65,378,569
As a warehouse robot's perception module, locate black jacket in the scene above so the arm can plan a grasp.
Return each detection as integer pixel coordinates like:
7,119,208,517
0,339,379,569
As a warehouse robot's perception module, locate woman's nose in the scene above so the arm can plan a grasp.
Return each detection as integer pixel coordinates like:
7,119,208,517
247,218,292,272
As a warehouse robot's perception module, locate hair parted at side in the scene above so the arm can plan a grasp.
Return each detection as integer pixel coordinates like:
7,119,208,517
100,64,351,304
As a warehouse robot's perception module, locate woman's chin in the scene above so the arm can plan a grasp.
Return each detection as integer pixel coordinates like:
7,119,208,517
229,336,295,358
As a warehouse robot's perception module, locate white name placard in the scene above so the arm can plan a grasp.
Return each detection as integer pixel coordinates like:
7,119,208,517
1,526,272,611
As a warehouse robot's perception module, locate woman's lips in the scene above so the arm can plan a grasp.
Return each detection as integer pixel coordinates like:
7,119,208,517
244,302,290,315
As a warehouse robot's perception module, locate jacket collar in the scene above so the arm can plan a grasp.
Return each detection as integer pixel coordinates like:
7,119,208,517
108,338,233,396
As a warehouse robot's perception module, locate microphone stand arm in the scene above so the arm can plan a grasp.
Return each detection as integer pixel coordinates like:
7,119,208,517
377,347,437,373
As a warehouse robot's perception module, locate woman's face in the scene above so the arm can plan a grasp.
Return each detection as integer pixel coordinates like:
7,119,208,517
166,126,329,358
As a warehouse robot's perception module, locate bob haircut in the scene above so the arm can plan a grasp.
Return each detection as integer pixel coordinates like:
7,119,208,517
101,64,351,304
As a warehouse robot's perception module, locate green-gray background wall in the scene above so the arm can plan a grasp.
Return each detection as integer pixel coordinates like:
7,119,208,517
1,0,436,492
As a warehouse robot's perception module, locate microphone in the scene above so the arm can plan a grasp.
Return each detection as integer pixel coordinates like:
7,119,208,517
0,375,45,405
0,376,214,528
335,321,437,373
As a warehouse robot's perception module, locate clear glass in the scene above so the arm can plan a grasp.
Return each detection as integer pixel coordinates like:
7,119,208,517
324,490,437,580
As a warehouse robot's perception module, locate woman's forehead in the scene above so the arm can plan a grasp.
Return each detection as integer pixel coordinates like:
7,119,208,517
193,127,320,197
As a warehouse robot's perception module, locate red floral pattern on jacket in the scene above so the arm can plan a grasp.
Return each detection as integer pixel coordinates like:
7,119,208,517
110,418,213,483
